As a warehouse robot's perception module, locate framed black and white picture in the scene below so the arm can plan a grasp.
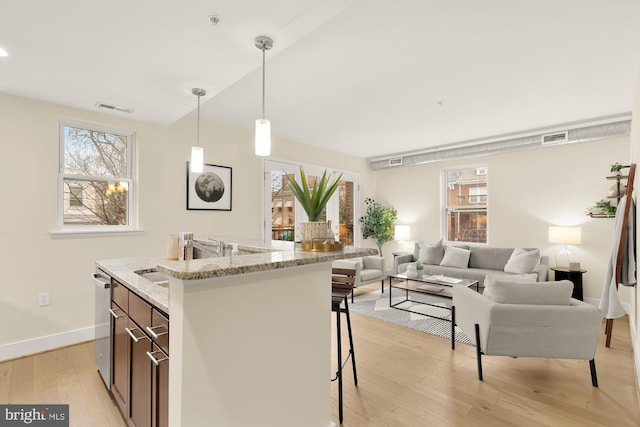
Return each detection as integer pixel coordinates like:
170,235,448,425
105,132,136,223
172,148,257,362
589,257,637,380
186,162,232,211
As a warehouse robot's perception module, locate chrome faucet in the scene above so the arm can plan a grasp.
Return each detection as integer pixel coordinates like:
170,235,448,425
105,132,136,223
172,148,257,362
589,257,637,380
207,238,226,256
185,239,225,257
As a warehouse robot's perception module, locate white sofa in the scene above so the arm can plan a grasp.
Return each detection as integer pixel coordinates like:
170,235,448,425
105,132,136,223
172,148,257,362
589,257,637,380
394,241,549,284
452,278,602,386
332,256,385,302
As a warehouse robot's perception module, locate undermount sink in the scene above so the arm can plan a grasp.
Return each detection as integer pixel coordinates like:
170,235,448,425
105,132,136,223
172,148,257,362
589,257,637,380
136,270,169,287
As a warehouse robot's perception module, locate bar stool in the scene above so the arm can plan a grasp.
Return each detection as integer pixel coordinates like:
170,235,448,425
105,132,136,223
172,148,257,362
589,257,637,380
331,267,358,424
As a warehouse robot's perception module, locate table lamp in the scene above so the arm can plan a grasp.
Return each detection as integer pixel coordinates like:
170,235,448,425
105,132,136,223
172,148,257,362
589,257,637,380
394,225,411,242
394,225,411,253
548,226,582,268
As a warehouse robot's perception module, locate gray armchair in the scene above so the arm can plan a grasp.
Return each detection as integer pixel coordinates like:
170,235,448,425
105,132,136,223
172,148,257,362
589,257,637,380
452,279,602,386
332,256,385,302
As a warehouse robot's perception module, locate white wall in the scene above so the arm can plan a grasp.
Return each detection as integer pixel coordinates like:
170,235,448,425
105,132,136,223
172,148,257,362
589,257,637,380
0,92,373,359
373,136,631,303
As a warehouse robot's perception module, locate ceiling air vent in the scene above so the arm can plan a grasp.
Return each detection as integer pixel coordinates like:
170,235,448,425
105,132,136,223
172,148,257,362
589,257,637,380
388,157,403,166
541,131,568,145
96,102,133,114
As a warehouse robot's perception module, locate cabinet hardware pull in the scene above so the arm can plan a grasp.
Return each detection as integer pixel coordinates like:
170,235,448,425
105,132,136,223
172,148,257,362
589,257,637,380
146,350,169,366
125,327,148,343
145,325,168,339
109,308,123,319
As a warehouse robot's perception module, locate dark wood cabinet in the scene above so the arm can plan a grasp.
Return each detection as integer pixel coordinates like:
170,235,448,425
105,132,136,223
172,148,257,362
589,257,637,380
129,321,152,427
111,299,130,418
110,279,169,427
150,343,169,427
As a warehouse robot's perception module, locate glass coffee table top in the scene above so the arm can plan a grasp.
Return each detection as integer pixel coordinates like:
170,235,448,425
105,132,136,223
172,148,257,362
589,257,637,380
389,273,479,299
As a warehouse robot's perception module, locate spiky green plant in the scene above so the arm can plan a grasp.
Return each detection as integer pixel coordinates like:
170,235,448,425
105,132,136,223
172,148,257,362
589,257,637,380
287,167,342,221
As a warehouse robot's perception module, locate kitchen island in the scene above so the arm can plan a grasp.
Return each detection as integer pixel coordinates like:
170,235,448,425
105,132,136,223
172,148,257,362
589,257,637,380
97,238,377,427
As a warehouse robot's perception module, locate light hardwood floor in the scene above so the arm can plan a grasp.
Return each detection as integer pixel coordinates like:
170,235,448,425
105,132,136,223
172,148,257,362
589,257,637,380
0,341,124,426
1,285,638,426
334,284,640,427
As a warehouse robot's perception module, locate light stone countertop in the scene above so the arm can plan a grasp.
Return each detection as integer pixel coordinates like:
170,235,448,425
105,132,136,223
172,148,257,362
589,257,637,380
96,238,378,314
96,256,170,313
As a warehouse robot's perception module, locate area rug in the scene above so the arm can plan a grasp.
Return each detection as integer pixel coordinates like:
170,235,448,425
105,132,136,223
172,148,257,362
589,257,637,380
349,288,473,345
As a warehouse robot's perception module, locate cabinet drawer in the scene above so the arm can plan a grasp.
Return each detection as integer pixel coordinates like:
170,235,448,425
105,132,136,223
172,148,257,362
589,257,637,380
129,292,152,331
148,308,169,355
111,280,129,311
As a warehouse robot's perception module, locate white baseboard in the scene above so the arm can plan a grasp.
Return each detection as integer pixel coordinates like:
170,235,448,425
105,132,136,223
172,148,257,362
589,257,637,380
0,326,94,362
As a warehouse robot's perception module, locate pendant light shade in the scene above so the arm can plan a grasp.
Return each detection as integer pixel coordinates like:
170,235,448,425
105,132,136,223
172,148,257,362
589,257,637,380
190,146,204,173
190,88,206,173
255,119,271,156
255,36,273,156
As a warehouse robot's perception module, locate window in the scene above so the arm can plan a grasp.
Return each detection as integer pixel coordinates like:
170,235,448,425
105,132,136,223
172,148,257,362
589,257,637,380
444,165,488,243
264,160,359,246
58,122,135,231
68,183,84,207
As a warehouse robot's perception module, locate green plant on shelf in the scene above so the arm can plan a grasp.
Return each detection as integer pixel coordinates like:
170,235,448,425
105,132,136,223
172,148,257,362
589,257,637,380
610,162,624,173
586,200,616,217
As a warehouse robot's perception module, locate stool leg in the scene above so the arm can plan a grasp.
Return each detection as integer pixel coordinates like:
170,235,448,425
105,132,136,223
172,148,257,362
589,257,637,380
344,298,358,386
336,303,343,424
451,305,456,350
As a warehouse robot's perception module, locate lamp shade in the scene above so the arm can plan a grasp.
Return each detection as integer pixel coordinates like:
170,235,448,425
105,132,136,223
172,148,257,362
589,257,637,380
190,147,204,173
394,225,411,241
255,119,271,156
548,226,582,245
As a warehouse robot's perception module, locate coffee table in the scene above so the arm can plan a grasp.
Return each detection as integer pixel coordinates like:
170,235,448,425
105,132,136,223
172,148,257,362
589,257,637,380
388,273,479,322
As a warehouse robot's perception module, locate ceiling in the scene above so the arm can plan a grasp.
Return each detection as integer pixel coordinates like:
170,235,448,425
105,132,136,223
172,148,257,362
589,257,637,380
2,0,640,160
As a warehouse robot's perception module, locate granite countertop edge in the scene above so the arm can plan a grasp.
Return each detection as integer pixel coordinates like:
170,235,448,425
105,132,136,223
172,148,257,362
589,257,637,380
96,243,378,314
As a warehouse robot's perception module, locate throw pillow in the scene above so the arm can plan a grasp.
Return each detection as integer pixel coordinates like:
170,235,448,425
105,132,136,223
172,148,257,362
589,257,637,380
483,273,537,297
418,239,445,265
490,279,573,305
503,248,540,274
439,246,471,268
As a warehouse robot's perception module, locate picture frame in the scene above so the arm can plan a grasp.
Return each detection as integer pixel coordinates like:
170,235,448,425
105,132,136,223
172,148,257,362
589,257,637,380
186,162,232,211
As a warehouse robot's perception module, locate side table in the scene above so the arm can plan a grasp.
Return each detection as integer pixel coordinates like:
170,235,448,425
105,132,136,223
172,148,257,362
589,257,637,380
551,267,586,301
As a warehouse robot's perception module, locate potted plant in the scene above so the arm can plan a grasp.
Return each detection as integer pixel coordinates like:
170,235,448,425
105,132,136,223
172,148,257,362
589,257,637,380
287,167,342,242
610,162,624,175
359,198,398,255
416,261,424,276
586,199,616,217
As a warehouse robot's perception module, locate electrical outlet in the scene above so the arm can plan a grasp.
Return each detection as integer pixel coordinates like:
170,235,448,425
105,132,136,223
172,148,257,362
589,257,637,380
38,292,50,307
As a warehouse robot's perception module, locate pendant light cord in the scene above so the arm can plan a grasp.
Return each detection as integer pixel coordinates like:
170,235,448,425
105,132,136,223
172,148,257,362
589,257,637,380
197,93,201,147
261,42,266,120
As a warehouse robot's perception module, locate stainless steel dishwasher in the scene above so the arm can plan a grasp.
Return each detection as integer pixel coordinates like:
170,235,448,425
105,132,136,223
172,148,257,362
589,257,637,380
93,268,111,389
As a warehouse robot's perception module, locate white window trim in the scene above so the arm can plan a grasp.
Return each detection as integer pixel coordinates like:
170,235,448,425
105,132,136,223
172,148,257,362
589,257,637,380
55,120,139,236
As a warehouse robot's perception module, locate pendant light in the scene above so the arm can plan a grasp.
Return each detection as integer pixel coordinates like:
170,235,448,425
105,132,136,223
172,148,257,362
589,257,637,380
255,36,273,156
190,88,206,173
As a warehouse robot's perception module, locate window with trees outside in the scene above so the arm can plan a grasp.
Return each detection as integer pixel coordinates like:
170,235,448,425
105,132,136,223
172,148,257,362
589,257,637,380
58,122,135,231
444,166,488,244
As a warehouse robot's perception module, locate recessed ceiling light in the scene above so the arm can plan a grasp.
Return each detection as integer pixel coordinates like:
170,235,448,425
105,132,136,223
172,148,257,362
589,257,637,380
0,47,8,57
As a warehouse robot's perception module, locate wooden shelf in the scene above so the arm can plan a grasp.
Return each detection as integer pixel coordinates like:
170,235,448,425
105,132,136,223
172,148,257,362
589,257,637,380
587,213,615,218
606,175,629,180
